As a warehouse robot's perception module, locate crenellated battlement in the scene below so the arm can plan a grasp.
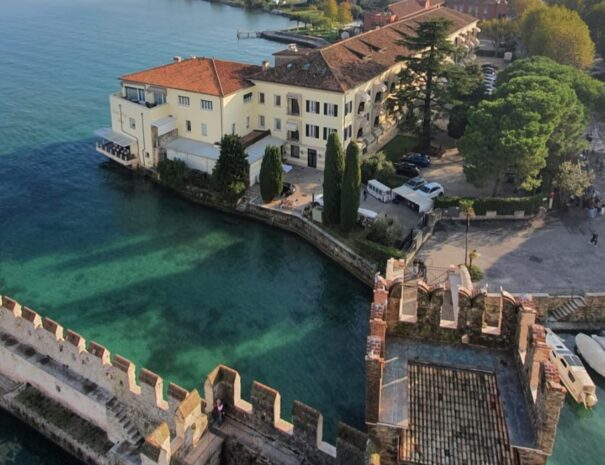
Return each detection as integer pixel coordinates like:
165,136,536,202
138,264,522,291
365,260,567,465
0,294,367,465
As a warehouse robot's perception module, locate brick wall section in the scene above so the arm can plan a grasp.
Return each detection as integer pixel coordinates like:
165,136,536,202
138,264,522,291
292,400,323,447
534,362,566,454
368,425,399,465
335,423,367,465
366,336,385,424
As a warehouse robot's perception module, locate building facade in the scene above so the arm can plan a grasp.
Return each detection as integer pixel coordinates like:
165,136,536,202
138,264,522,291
446,0,510,20
96,7,478,181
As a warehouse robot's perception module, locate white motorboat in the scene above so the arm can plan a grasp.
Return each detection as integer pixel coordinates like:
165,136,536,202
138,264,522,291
545,329,598,408
576,333,605,378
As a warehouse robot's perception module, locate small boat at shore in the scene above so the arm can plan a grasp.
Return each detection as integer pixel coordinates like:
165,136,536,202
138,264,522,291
576,333,605,378
545,329,598,408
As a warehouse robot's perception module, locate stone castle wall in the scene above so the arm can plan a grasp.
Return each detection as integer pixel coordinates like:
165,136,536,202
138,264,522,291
0,294,367,465
364,260,567,465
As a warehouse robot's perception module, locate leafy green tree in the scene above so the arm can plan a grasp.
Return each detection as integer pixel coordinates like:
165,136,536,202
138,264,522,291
323,0,338,22
553,161,594,204
337,1,353,24
322,133,345,224
442,63,485,138
395,19,458,148
510,0,543,16
157,159,188,189
585,2,605,56
459,90,555,196
479,18,518,51
448,104,469,139
212,134,249,200
340,142,361,232
360,152,394,184
259,145,283,203
496,56,605,112
520,6,595,69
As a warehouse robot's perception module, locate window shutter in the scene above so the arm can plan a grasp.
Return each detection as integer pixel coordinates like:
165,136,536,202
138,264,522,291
305,125,309,137
323,128,327,140
334,105,338,117
323,103,327,115
306,100,310,112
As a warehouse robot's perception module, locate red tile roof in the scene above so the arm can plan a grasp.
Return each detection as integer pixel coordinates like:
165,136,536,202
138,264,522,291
251,7,477,93
120,58,260,97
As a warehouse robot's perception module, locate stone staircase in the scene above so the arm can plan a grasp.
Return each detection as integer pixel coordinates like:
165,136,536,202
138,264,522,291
106,397,144,446
548,296,587,323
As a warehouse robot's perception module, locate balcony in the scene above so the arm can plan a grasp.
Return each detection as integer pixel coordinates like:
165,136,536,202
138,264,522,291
95,142,138,167
112,93,167,110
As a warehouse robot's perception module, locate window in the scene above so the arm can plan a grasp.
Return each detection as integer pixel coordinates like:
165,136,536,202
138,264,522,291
288,97,300,116
358,102,365,114
324,103,338,117
323,127,337,140
246,116,250,129
200,99,213,111
125,86,145,102
344,124,352,140
201,123,208,136
259,92,265,104
568,372,576,383
345,101,353,115
178,95,190,106
259,115,265,128
231,123,236,135
274,95,281,107
186,120,191,132
243,92,253,103
291,145,300,158
152,90,166,105
274,118,281,131
306,100,320,114
129,117,136,129
305,124,319,138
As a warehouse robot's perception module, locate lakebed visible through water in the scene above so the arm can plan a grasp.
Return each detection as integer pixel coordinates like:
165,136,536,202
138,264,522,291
0,0,602,464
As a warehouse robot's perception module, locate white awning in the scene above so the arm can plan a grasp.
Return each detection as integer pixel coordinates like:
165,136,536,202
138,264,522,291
358,92,371,102
286,122,298,132
165,137,220,159
152,116,177,136
245,135,285,164
94,128,136,147
376,83,388,93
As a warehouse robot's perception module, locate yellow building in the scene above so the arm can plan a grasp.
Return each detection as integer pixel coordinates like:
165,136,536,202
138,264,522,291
95,4,477,182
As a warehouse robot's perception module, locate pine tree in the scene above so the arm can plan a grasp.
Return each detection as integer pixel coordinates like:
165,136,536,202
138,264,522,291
340,141,361,232
259,145,283,203
322,132,345,225
395,19,457,148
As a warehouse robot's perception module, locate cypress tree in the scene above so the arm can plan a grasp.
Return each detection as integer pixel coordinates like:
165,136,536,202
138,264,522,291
340,141,361,232
259,145,283,203
322,132,345,224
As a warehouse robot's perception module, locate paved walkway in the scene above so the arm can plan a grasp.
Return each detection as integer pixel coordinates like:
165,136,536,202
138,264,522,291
418,210,605,293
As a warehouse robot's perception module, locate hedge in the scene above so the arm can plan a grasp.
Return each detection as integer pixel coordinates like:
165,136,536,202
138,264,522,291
434,196,545,215
354,238,405,267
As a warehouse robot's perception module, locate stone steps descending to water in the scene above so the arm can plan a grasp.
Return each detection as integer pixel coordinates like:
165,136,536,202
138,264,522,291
548,297,586,323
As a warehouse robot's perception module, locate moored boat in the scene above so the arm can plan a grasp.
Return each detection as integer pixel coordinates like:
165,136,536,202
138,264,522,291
576,333,605,378
545,329,598,408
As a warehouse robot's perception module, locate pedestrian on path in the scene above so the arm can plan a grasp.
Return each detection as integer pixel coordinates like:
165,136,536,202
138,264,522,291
589,232,599,247
363,187,368,201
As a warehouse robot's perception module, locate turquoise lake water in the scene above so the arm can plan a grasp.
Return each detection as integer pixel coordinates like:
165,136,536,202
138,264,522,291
0,0,603,463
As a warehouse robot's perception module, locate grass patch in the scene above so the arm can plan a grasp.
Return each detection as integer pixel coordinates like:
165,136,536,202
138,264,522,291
380,134,419,163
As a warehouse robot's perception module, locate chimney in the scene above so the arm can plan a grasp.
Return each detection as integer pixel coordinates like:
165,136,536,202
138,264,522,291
287,43,298,53
262,60,270,72
424,0,431,8
173,56,182,63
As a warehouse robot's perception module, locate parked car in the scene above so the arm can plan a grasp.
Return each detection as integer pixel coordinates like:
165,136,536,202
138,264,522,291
282,182,296,197
401,152,431,168
417,182,444,199
403,176,426,191
395,162,421,178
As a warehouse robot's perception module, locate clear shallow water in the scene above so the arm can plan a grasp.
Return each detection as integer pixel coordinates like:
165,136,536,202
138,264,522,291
0,0,368,463
0,1,603,464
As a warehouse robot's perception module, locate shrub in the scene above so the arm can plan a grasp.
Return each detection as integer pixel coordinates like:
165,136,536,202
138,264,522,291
360,151,395,184
434,196,545,215
366,217,404,247
354,238,405,267
157,159,188,189
468,264,484,282
212,134,249,199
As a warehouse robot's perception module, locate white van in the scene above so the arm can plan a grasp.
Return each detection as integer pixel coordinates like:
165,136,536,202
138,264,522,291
367,179,392,203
